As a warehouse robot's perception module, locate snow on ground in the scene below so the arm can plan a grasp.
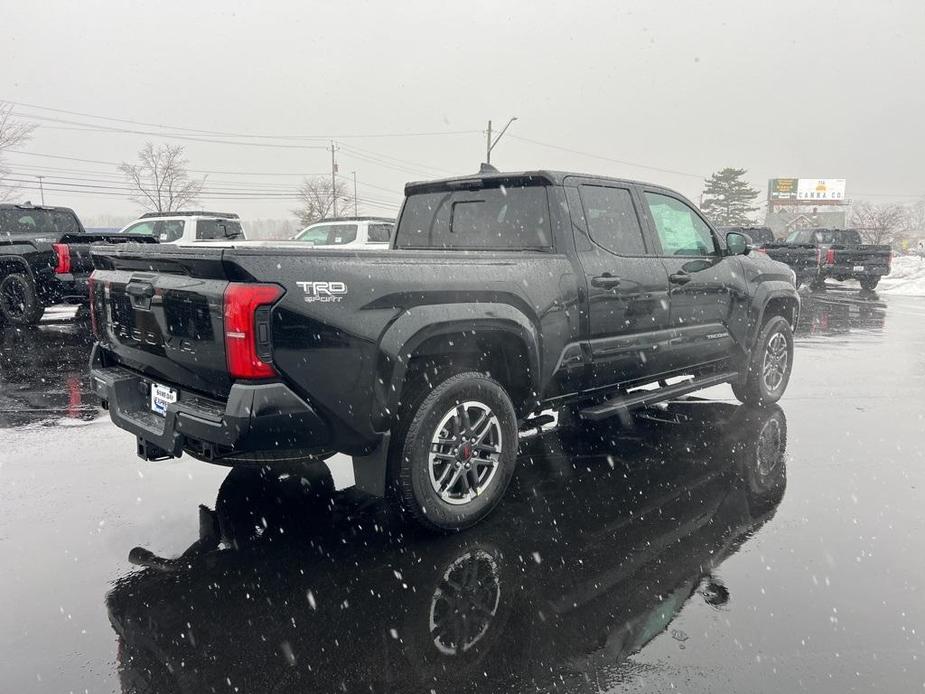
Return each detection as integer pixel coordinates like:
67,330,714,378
879,255,925,296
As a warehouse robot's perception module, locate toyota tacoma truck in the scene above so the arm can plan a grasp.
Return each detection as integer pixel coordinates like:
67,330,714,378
89,170,800,530
0,202,156,326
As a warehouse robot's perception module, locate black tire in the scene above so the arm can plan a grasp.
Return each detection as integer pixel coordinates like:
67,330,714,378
393,371,518,532
860,277,880,291
0,273,45,326
732,316,794,406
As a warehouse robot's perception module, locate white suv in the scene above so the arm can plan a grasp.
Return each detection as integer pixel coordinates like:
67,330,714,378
293,217,394,248
118,211,246,244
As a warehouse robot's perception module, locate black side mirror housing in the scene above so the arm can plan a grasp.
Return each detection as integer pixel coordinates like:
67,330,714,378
725,231,750,256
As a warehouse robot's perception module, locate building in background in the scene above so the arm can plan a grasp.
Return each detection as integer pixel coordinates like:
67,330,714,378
765,178,848,238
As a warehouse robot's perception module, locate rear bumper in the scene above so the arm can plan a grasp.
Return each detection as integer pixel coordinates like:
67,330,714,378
49,273,90,303
90,344,332,461
820,263,890,279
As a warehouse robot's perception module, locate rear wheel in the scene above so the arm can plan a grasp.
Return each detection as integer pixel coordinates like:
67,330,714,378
860,277,880,291
0,273,45,325
393,372,518,531
733,316,794,406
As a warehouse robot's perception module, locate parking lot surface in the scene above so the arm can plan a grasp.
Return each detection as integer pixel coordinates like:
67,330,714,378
1,291,923,693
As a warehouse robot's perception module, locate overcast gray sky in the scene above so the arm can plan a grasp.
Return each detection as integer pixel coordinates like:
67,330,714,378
2,0,923,222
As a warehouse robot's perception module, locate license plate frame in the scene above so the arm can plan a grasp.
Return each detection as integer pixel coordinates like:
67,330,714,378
853,265,865,272
150,382,178,416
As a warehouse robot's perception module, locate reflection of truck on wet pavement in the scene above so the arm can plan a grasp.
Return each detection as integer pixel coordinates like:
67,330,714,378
106,402,788,694
90,169,800,530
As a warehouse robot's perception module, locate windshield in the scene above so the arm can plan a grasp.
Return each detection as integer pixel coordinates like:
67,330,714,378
0,208,81,236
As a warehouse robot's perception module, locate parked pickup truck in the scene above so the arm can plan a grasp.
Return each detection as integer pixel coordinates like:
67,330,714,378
89,169,800,530
762,228,891,291
0,203,157,326
118,211,246,244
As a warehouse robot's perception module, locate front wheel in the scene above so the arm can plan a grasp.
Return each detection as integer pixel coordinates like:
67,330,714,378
733,316,794,406
394,372,518,532
0,273,45,326
860,277,880,291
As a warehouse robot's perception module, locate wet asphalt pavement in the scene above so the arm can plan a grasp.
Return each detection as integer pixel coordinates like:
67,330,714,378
1,291,923,693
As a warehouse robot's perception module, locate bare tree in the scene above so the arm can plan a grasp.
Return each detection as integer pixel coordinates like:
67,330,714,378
0,103,38,202
293,176,355,227
119,142,205,212
849,201,907,245
900,198,925,238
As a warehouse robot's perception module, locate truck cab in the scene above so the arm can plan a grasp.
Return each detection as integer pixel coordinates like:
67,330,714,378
118,211,246,244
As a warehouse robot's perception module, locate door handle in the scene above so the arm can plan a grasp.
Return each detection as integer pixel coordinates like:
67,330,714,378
591,274,621,289
669,272,692,285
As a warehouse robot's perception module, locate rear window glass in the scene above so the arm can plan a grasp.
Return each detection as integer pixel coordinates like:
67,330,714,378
812,229,861,245
0,209,81,236
367,223,393,243
196,219,244,240
395,185,551,250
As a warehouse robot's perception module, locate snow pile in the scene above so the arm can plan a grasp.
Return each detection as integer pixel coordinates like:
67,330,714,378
879,255,925,296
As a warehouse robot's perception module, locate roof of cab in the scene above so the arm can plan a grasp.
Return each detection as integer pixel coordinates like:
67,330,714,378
404,170,671,196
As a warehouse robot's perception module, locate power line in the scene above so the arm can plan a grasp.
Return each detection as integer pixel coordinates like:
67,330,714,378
3,99,480,140
507,134,708,179
7,150,329,177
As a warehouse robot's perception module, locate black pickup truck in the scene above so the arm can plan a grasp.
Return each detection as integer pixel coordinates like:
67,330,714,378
763,228,891,291
0,203,156,326
89,170,800,530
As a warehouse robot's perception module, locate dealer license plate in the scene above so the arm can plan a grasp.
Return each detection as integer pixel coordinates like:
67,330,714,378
150,383,177,416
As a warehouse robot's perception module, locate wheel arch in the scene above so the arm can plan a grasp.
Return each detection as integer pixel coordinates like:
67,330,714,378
376,303,541,428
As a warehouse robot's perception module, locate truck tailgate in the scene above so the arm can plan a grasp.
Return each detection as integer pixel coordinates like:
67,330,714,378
91,247,233,398
831,245,891,267
62,233,157,275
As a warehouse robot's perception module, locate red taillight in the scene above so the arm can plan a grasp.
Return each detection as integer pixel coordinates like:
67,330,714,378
88,276,98,338
223,282,283,379
52,243,71,274
825,248,836,265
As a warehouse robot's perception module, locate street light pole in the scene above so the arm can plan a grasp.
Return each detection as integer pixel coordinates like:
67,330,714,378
37,176,45,205
352,171,358,216
486,117,517,165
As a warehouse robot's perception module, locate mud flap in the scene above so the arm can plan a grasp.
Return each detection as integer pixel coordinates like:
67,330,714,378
351,433,391,497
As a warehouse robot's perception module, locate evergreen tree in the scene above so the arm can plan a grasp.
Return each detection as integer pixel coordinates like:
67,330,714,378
700,168,760,226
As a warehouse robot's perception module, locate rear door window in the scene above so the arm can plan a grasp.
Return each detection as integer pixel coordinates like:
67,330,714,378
395,185,551,250
578,185,647,255
155,220,185,242
644,192,717,257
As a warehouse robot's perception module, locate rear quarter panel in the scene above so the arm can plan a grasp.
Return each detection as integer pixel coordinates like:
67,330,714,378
226,248,581,448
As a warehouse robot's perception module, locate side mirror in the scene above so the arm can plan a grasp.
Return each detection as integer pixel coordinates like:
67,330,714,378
725,231,750,256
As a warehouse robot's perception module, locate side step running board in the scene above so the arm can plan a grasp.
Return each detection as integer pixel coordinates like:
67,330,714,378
579,372,739,421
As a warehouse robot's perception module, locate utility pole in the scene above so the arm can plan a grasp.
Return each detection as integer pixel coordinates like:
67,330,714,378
352,171,358,216
330,141,338,218
485,117,518,165
36,176,45,205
